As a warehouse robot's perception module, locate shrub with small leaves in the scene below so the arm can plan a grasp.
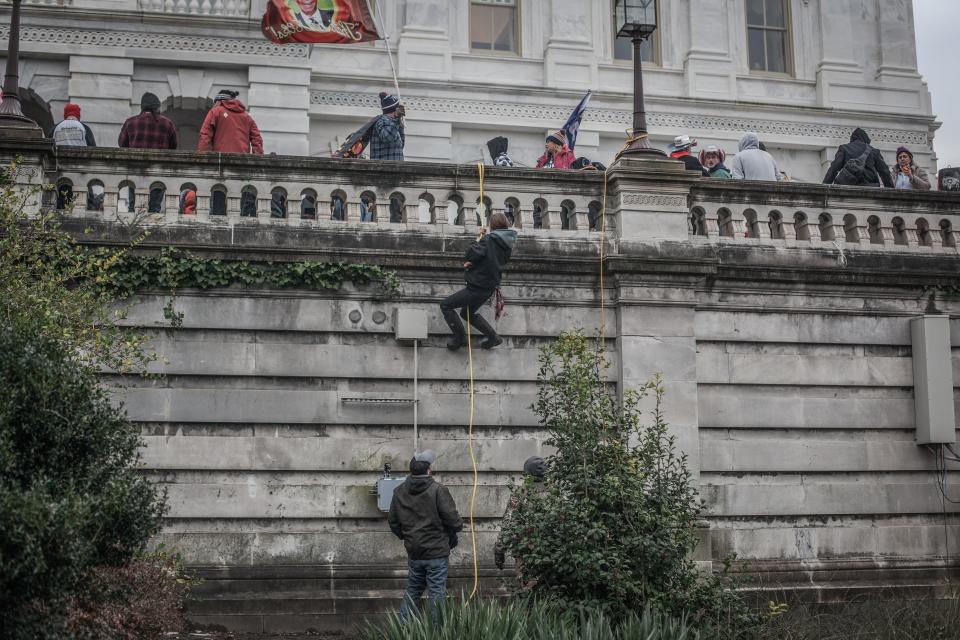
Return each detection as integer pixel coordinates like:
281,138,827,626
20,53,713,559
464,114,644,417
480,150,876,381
499,331,760,635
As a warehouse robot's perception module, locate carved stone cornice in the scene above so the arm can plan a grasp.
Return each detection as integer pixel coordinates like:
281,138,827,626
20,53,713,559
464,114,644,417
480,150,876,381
310,91,929,145
0,26,311,59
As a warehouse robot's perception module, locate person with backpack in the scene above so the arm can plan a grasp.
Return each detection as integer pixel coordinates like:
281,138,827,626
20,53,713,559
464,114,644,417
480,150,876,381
197,90,264,154
730,132,780,181
388,450,462,619
439,212,517,351
823,128,893,188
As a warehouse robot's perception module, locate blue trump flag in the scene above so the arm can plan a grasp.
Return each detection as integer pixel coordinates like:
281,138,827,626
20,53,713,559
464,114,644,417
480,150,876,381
562,90,592,152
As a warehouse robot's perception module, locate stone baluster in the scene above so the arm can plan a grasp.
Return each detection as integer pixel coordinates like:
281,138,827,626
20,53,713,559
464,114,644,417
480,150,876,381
806,222,822,243
781,220,796,241
903,227,919,247
574,208,589,231
879,226,895,245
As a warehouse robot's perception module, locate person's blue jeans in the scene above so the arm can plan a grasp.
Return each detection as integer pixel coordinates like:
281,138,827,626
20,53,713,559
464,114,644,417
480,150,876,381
399,556,449,620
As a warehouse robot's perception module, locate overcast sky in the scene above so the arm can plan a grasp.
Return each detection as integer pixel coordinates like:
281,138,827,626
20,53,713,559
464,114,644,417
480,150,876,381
914,0,958,168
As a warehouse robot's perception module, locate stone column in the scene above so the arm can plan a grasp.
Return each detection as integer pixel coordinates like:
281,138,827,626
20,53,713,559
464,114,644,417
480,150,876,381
543,0,596,91
815,0,863,108
68,55,133,145
877,0,919,80
247,65,310,156
398,0,451,81
683,0,735,99
617,281,701,483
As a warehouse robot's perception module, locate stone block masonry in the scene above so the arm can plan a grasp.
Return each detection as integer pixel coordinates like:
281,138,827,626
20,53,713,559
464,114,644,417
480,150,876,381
3,143,960,632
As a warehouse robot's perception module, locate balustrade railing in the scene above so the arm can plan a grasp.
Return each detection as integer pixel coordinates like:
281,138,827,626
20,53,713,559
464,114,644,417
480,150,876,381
36,148,607,236
688,182,959,253
138,0,250,17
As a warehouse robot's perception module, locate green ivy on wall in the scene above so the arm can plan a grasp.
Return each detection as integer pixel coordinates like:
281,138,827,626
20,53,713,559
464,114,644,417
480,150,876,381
102,247,401,299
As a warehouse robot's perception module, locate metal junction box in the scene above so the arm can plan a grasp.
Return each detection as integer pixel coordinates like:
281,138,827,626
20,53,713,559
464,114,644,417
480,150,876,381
911,315,957,444
375,476,406,513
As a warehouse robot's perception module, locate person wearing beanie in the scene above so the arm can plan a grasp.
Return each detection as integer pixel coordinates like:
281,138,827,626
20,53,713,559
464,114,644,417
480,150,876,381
50,102,96,147
369,91,406,161
699,145,732,179
891,146,931,190
198,89,264,154
493,455,548,572
118,92,178,150
535,129,576,169
387,449,462,619
667,134,708,176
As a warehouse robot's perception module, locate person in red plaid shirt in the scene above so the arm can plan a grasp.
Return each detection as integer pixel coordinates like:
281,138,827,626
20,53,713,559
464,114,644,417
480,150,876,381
118,92,178,150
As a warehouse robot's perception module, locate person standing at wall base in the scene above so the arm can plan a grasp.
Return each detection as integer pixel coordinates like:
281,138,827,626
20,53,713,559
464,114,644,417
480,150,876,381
118,92,178,150
50,103,96,147
198,90,264,154
388,450,462,619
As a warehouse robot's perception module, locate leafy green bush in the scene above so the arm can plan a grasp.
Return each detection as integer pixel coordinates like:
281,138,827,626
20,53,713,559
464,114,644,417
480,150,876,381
498,332,759,634
0,315,167,639
0,167,167,638
362,597,699,640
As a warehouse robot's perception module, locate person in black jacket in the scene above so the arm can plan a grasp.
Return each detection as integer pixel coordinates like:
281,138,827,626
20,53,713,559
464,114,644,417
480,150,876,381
440,212,517,351
823,128,894,188
388,450,462,619
667,135,708,176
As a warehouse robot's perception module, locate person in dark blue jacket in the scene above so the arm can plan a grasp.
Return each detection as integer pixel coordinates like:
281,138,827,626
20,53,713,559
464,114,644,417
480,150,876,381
440,212,517,351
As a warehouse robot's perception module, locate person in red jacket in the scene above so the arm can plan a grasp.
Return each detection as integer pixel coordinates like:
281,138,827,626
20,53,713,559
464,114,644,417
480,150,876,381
535,130,575,170
197,90,264,154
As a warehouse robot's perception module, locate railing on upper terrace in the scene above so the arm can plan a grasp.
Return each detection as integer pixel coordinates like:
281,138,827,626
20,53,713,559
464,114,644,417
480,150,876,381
688,181,959,252
138,0,251,17
6,145,960,254
36,148,608,235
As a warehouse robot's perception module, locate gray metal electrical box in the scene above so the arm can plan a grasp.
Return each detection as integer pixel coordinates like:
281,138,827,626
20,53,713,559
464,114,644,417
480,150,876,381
375,476,406,512
911,315,956,444
395,309,428,341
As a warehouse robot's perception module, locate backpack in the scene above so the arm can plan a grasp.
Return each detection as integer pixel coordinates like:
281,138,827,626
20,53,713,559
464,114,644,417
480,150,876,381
332,116,378,159
835,145,874,186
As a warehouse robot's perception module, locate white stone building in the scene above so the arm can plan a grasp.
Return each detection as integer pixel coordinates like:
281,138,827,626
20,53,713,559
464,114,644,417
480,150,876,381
1,0,939,182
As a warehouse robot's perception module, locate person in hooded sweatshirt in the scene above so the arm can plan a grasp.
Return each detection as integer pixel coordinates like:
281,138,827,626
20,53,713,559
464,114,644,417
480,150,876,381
118,92,178,150
823,128,893,188
197,90,264,154
440,212,517,351
731,132,780,181
388,450,462,619
668,135,708,176
699,145,732,179
487,136,514,167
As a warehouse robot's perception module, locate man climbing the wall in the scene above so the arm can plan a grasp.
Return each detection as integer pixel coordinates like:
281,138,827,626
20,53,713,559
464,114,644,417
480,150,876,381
439,212,517,351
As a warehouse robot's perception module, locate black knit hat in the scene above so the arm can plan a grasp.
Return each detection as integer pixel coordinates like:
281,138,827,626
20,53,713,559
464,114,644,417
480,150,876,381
379,91,400,114
140,92,161,112
523,456,547,480
215,89,240,102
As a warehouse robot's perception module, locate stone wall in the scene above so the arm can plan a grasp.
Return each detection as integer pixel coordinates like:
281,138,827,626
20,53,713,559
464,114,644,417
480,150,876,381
4,144,960,633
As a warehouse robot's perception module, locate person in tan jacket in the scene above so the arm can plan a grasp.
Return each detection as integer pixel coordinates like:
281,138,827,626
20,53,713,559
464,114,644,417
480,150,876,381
891,146,932,190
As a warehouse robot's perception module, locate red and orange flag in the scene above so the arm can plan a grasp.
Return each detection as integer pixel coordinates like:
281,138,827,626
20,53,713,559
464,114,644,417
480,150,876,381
262,0,380,45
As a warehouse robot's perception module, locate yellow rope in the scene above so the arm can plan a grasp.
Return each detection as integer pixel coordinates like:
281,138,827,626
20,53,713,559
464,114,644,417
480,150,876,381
465,162,483,602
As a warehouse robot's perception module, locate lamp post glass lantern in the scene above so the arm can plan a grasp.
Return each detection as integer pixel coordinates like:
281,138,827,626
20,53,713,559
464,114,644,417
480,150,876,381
616,0,657,39
614,0,665,159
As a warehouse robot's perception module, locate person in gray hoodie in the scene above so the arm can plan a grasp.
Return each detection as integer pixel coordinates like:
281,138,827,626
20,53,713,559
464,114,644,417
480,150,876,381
730,132,780,181
440,212,517,351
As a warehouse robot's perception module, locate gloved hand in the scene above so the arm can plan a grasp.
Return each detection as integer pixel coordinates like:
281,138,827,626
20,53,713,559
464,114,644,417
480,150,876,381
448,532,459,549
494,549,505,571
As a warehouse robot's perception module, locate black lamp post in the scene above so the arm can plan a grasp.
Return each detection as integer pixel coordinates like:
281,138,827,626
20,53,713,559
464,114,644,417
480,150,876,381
0,0,41,132
614,0,665,159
